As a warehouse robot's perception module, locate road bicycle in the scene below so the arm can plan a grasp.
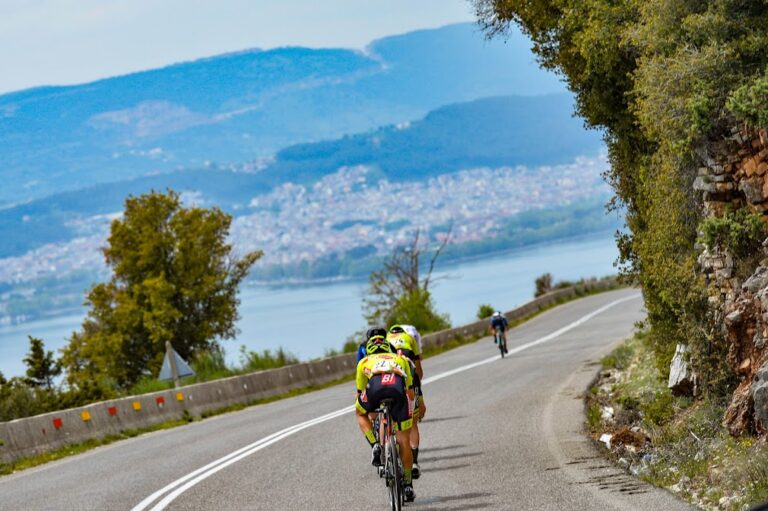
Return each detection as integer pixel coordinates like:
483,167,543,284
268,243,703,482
494,325,508,358
374,398,404,510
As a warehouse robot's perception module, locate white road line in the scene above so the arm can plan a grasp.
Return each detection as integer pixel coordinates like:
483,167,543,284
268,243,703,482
133,293,641,511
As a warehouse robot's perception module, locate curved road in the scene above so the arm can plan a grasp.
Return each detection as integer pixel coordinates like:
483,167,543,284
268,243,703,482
0,289,697,510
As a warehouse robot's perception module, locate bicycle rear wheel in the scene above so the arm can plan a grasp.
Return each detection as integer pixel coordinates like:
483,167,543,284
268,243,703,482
496,329,505,358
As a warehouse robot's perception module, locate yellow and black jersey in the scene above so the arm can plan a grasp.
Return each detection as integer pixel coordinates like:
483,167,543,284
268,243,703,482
355,352,413,393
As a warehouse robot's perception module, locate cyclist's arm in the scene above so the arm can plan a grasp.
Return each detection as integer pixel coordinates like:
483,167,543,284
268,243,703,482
355,359,369,392
398,355,414,389
414,358,424,380
410,341,424,379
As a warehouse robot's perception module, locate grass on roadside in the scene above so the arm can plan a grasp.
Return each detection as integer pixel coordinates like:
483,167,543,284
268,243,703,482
589,331,768,510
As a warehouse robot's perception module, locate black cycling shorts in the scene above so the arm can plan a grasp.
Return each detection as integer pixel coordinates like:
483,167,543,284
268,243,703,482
356,373,412,431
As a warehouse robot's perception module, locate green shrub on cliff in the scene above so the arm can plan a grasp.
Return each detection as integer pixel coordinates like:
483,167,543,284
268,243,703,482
728,67,768,128
701,207,768,262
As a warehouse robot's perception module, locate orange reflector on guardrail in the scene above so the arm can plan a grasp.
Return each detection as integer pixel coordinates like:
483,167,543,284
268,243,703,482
132,401,142,411
176,392,184,401
81,411,91,422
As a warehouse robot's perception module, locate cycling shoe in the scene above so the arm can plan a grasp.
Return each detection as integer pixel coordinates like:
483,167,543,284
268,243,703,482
404,484,416,502
371,444,382,467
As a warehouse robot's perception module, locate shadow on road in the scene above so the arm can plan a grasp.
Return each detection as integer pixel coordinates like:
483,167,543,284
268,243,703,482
418,444,467,453
421,415,467,424
420,451,482,463
413,491,495,510
421,463,472,473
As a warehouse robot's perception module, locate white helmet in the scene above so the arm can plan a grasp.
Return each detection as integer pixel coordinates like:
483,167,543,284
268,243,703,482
493,310,502,317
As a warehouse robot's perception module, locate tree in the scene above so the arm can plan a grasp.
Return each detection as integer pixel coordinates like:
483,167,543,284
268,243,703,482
534,273,553,297
23,336,61,389
477,304,495,319
61,190,262,389
363,228,451,333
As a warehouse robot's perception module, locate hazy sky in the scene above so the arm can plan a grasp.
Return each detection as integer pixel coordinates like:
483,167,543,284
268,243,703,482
0,0,476,95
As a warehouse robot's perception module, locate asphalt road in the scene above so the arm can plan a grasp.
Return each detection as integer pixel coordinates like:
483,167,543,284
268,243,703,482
0,289,698,510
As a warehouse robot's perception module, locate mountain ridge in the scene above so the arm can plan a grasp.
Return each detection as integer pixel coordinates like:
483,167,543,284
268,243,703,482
0,23,565,206
0,93,602,259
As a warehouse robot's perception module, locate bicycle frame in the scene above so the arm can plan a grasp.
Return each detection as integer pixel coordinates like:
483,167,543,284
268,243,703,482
495,325,507,358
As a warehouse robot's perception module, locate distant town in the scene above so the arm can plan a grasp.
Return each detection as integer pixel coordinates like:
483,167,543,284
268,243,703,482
0,157,610,323
0,156,608,286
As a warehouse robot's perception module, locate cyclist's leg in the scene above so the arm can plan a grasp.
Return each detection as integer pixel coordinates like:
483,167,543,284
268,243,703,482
391,392,414,481
410,389,422,461
355,404,377,446
357,391,385,466
410,421,420,448
396,428,413,473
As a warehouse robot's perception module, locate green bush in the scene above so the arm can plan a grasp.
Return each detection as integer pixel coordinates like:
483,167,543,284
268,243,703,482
129,377,172,396
601,343,635,370
700,208,768,261
727,68,768,128
191,347,235,382
240,346,299,372
586,402,603,432
642,390,676,427
385,288,450,334
476,304,494,319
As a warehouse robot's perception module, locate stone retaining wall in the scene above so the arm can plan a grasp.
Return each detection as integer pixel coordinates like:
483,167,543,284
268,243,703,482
0,277,618,463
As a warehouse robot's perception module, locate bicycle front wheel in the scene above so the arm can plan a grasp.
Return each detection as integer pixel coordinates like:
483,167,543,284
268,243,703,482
387,431,402,511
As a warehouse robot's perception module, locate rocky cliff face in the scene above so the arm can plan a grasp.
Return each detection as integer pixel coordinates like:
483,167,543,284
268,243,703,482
696,127,768,436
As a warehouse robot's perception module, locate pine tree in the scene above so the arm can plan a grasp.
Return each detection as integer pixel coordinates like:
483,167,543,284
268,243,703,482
23,336,61,389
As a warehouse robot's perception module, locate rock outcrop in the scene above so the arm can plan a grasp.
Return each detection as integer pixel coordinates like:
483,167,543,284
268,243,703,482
696,127,768,436
668,344,695,396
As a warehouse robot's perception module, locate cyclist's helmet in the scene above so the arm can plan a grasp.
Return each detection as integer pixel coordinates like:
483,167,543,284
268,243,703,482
493,310,502,317
389,325,405,334
366,326,388,341
366,336,393,355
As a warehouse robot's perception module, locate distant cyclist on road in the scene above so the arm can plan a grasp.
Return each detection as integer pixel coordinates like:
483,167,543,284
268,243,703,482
355,336,416,502
490,310,509,354
387,324,425,479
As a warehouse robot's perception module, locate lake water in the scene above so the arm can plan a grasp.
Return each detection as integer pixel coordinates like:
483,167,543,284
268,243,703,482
0,234,619,378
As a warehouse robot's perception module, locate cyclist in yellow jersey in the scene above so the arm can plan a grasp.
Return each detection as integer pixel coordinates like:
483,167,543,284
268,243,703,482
386,324,425,479
355,336,416,502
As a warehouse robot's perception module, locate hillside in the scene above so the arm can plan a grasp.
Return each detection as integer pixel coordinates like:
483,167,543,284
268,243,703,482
0,93,603,259
0,23,565,207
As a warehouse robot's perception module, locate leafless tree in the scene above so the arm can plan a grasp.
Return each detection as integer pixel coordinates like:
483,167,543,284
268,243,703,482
363,225,452,325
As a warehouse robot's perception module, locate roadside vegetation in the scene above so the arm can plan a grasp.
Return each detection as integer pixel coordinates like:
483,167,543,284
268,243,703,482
473,2,768,507
472,0,768,383
0,189,263,420
587,334,768,510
